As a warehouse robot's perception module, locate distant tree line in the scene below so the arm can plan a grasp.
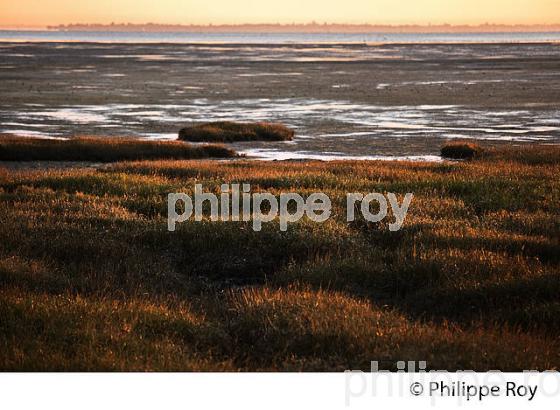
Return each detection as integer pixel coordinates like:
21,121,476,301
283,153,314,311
46,22,560,33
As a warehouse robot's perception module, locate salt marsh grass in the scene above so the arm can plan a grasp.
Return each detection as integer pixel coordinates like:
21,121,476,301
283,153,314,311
178,121,294,142
0,144,559,370
0,136,236,162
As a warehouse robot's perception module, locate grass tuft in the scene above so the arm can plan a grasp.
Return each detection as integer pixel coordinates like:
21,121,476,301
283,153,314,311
441,142,483,159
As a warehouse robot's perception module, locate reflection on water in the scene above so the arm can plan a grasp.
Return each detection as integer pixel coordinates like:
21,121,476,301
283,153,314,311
2,41,560,63
242,148,443,162
2,98,559,160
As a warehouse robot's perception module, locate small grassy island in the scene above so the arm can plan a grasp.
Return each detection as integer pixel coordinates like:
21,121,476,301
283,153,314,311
178,121,295,142
441,142,484,160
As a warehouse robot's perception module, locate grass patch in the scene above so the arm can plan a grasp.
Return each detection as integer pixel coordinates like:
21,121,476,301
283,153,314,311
441,141,483,159
178,121,294,142
481,144,560,165
0,136,236,162
0,144,559,370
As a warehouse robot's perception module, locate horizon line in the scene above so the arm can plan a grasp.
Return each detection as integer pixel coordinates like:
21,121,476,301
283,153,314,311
0,22,560,34
3,22,560,33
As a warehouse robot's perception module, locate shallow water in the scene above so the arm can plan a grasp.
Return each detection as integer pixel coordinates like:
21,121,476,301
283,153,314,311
2,99,559,160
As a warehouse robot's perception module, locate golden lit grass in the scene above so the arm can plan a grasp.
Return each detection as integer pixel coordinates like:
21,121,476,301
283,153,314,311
178,121,295,142
0,144,559,370
0,136,236,162
1,283,557,371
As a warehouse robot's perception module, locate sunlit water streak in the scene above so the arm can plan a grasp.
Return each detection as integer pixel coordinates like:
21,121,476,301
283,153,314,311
2,99,559,160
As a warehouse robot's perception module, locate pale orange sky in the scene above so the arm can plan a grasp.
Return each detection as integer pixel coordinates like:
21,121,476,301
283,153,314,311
0,0,558,28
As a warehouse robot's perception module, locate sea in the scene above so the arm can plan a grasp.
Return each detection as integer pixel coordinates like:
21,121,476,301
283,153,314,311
2,30,560,44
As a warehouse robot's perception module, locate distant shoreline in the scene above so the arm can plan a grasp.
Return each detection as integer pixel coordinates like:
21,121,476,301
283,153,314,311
2,23,560,33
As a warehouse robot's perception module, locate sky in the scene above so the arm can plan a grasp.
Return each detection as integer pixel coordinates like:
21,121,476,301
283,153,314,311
0,0,558,28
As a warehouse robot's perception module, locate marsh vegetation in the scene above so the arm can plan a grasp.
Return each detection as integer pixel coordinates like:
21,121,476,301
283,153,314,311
0,143,559,370
0,136,236,162
178,121,295,143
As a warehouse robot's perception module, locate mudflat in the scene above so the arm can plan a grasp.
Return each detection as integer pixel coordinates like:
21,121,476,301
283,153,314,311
1,42,559,158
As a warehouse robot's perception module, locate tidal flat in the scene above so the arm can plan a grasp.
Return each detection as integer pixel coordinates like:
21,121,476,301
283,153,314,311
1,42,560,160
